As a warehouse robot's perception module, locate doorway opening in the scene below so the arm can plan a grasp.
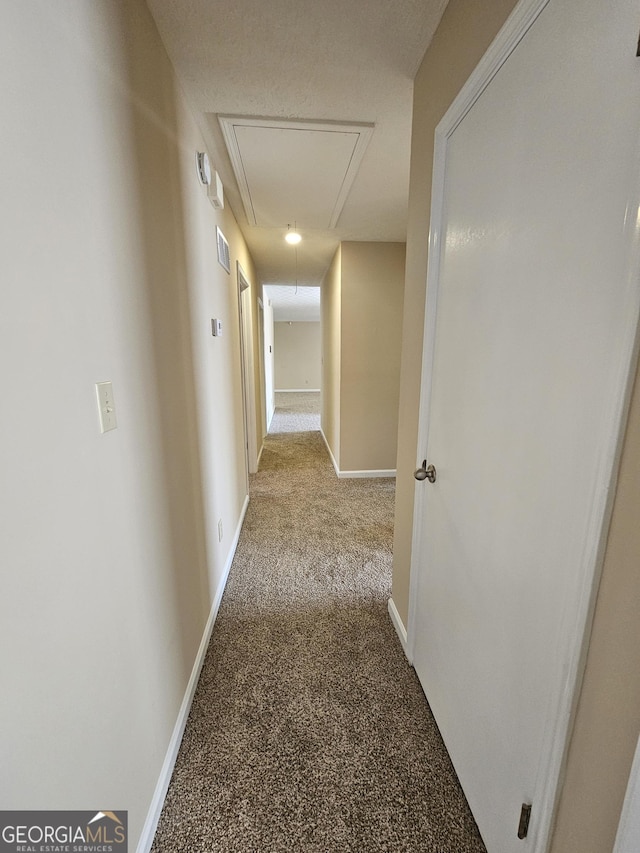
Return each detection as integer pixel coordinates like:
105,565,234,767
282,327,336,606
262,284,321,435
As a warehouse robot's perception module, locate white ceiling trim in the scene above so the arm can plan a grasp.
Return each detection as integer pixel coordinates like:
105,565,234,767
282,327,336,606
218,116,374,229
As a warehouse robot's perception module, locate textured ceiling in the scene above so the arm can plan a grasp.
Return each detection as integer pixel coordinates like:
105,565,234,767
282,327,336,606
264,285,321,322
145,0,449,286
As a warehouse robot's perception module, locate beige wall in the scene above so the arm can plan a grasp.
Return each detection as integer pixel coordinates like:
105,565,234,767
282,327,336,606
340,242,405,472
274,322,321,390
1,1,259,847
392,0,640,850
321,247,342,466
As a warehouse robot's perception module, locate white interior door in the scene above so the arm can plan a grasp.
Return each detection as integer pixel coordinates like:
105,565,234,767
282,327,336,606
410,1,640,851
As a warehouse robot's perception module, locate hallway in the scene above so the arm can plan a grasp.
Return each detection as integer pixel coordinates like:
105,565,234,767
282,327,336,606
5,4,640,851
150,395,485,852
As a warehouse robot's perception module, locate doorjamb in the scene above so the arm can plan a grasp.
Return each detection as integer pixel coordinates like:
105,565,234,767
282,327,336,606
405,0,640,850
614,733,640,853
237,261,258,475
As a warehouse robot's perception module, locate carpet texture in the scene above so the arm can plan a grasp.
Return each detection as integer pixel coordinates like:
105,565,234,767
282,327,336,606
270,391,321,433
150,397,486,853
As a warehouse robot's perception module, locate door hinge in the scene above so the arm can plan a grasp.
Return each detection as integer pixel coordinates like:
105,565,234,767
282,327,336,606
518,803,532,840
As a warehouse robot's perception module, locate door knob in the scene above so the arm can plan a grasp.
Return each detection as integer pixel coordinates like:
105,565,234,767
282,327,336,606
414,461,437,483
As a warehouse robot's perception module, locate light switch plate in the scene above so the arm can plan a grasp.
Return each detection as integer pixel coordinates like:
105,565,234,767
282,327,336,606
95,381,117,433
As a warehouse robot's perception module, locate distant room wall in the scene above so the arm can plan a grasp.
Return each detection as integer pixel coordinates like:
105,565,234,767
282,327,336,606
274,321,321,390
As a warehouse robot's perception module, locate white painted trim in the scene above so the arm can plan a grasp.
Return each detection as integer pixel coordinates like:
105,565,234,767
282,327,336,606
614,732,640,853
406,0,640,851
388,598,411,663
320,427,340,476
275,388,321,393
257,442,264,468
136,494,249,853
337,468,396,479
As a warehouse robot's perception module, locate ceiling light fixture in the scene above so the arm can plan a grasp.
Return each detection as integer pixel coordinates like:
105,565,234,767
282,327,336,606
285,224,301,245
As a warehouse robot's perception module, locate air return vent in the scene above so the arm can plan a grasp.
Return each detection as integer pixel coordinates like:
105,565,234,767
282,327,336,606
216,226,230,273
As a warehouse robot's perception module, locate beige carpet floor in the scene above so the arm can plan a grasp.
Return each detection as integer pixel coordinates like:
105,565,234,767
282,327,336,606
150,396,486,853
270,391,321,433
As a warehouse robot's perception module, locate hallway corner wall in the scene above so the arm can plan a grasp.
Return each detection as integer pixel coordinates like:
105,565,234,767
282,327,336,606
340,241,405,473
1,2,258,848
321,247,342,468
321,242,405,476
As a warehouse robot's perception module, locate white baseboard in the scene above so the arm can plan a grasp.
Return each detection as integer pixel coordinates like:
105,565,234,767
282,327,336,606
257,443,264,467
319,427,340,476
136,494,249,853
318,428,395,479
388,597,412,664
338,468,396,479
275,388,321,393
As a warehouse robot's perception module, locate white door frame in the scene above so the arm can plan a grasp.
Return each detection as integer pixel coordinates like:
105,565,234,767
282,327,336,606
263,293,275,430
406,0,640,850
257,296,267,443
614,733,640,853
237,261,258,475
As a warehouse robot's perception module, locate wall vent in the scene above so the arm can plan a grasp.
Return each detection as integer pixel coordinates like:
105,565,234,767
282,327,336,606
216,226,230,273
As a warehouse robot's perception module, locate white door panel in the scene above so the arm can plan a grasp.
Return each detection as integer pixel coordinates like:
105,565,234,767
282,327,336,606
411,0,640,850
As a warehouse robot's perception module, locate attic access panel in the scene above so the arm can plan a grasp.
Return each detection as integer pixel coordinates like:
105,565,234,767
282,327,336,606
219,116,374,229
